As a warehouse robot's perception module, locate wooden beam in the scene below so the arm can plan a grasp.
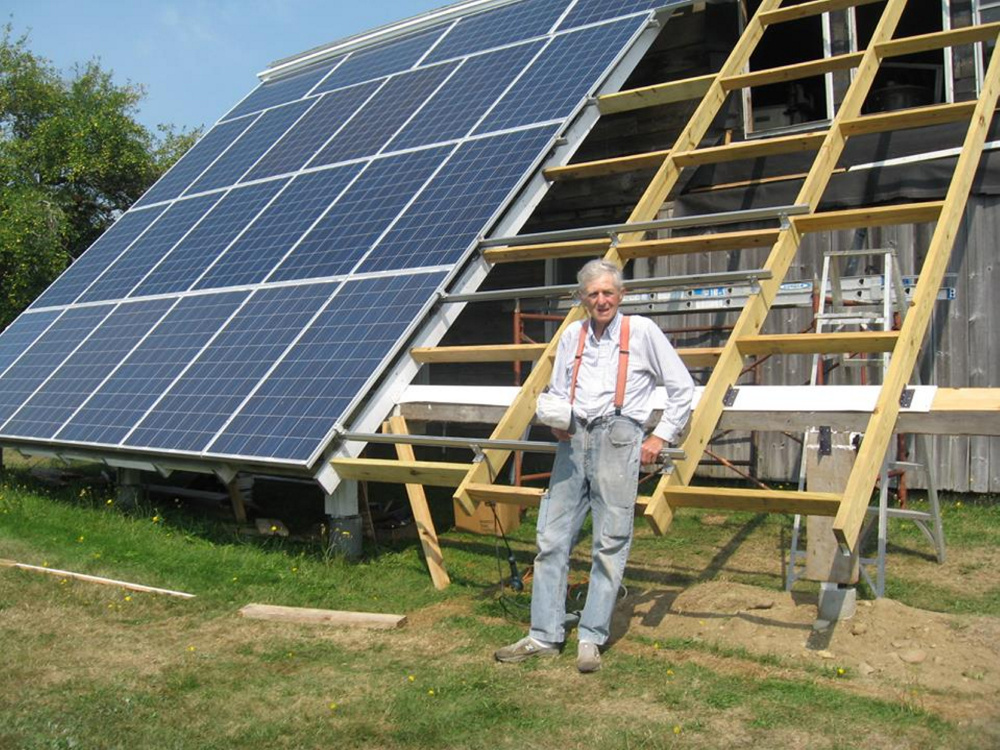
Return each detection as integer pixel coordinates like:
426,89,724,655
721,52,864,91
648,486,842,516
331,458,470,487
618,228,780,260
840,101,977,137
464,483,544,507
760,0,885,25
597,74,715,114
386,417,450,591
239,603,406,629
793,201,943,233
0,559,196,598
735,331,900,355
411,343,548,364
877,22,1000,59
543,150,669,181
671,132,827,168
483,238,611,264
834,27,1000,551
226,477,247,524
677,347,724,368
644,0,910,534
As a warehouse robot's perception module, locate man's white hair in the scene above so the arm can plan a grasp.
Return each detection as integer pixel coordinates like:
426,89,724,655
576,259,624,296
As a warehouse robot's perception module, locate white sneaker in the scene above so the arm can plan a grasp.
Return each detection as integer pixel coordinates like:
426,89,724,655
577,641,601,673
494,636,560,663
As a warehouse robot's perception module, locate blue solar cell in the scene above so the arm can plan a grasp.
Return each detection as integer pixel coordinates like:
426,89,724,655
243,81,381,181
124,282,338,452
475,17,643,134
270,146,450,282
130,180,288,298
388,41,544,151
186,100,313,194
424,0,568,63
56,291,249,446
0,306,113,427
222,58,344,122
312,27,446,94
0,311,62,375
134,118,255,208
359,126,556,273
77,194,222,304
208,272,445,461
1,299,176,439
558,0,665,31
29,207,166,309
307,63,458,168
194,164,364,290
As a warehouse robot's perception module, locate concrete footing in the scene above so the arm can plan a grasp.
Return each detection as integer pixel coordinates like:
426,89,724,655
817,582,857,621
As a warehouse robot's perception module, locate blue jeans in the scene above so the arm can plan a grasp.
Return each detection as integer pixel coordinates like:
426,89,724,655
529,415,642,646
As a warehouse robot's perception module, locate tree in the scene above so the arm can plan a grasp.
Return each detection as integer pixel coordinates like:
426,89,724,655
0,24,201,328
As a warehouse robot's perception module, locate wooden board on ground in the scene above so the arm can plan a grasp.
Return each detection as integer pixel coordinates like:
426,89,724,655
239,603,406,629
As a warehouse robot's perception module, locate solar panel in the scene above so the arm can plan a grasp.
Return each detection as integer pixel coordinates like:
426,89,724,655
0,0,670,472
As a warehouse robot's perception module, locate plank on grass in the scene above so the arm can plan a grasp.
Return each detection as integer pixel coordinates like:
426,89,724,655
239,603,406,629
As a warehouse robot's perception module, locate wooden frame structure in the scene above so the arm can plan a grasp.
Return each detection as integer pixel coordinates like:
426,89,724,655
330,0,1000,585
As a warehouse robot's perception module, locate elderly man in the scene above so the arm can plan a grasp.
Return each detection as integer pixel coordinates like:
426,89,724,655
495,259,694,673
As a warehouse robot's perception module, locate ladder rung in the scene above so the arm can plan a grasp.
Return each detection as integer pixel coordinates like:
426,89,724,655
841,101,978,137
736,331,900,355
677,347,724,367
483,239,610,264
877,22,1000,59
721,52,864,91
465,483,544,507
760,0,885,25
672,132,827,168
597,73,716,115
642,486,842,516
544,150,669,181
330,458,469,487
618,229,781,259
793,202,944,233
411,344,549,363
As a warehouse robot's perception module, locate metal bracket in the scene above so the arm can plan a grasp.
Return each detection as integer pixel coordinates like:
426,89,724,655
899,388,915,408
722,386,739,407
818,425,832,457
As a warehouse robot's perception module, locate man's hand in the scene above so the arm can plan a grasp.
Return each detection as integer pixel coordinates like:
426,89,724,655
552,427,571,442
640,435,665,465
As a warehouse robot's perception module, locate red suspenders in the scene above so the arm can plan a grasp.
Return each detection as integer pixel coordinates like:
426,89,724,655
568,316,630,413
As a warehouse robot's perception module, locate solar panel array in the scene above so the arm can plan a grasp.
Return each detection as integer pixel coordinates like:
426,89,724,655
0,0,671,468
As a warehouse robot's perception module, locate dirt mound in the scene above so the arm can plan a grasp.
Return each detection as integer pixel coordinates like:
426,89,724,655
619,581,1000,729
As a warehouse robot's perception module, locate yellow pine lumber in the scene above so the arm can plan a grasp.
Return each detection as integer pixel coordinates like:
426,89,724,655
464,483,545,507
651,486,842,515
721,52,864,91
671,131,827,167
386,417,450,590
735,331,900,356
834,28,1000,551
760,0,885,25
0,559,195,598
877,22,1000,58
331,457,469,487
643,0,910,534
793,201,944,233
597,74,715,114
411,343,548,363
543,150,670,181
840,102,977,137
483,238,611,264
617,229,781,259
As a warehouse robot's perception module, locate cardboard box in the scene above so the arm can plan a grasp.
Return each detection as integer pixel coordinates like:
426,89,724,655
453,499,521,536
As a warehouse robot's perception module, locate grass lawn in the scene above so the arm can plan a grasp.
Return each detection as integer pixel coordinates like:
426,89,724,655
1,453,997,749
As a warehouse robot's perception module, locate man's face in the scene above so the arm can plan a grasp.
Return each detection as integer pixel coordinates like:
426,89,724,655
581,273,623,330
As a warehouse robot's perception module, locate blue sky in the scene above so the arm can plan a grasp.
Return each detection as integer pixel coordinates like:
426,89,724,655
6,0,446,134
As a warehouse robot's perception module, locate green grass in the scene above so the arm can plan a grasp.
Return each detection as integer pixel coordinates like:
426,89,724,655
0,462,997,749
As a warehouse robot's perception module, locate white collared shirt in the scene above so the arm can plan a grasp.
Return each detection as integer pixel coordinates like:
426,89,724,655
548,312,694,443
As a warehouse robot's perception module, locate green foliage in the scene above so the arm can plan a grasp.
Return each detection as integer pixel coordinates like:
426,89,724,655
0,24,202,328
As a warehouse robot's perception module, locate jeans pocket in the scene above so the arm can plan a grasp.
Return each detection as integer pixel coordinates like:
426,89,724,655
603,500,635,539
608,418,639,447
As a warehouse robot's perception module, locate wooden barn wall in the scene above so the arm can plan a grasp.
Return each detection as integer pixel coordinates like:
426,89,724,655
643,194,999,494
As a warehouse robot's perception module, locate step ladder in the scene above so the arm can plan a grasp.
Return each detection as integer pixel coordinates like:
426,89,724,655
785,242,947,595
329,0,1000,586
